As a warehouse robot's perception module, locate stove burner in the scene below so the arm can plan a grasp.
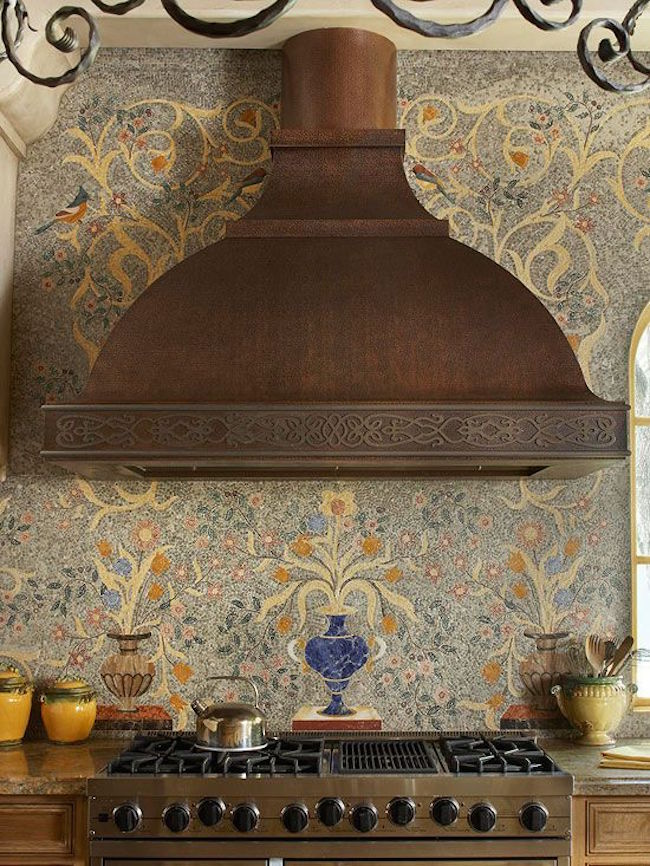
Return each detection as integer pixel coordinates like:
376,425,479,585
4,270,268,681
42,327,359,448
339,739,438,774
107,736,324,777
441,736,560,775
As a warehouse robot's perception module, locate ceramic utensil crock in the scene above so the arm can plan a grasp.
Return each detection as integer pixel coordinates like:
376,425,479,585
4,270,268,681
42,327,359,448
0,667,33,747
40,678,97,744
552,675,637,746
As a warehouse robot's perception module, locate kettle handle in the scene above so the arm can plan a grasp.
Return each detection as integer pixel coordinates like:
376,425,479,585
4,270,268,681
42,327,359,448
207,675,260,707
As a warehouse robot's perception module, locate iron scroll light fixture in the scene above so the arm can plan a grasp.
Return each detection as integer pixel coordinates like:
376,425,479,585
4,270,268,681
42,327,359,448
0,0,649,91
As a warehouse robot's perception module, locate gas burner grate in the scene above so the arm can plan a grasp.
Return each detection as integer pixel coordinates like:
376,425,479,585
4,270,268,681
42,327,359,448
338,739,438,774
441,736,561,775
221,740,325,777
106,736,324,777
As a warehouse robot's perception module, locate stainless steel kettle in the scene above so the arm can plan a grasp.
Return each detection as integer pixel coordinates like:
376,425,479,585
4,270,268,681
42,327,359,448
191,675,267,752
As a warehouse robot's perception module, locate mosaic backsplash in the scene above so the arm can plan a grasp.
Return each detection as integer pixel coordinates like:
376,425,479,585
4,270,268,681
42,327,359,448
3,48,650,732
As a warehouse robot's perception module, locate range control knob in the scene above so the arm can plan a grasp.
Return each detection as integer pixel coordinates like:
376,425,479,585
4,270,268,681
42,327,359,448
282,803,309,833
113,803,141,833
197,798,225,827
468,802,497,833
232,803,259,833
387,797,416,826
351,804,378,833
163,804,190,833
520,802,548,833
431,797,459,827
316,797,345,827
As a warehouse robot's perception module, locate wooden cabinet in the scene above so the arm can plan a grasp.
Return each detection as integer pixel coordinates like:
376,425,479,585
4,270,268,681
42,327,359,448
572,796,650,865
0,796,87,865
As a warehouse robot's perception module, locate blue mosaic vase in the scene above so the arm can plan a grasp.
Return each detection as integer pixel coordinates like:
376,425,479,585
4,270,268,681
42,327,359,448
304,614,369,716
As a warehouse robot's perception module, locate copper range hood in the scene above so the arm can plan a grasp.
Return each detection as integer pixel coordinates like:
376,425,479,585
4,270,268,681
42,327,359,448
42,28,628,479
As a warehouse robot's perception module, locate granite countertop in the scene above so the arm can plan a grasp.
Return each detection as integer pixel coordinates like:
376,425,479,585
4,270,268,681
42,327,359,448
2,736,650,798
0,738,119,796
543,738,650,796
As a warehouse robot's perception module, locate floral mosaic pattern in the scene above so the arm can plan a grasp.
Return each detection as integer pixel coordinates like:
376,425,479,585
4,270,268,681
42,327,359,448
3,49,650,732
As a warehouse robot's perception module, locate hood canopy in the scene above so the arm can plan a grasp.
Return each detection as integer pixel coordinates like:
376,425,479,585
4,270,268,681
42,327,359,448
42,28,628,479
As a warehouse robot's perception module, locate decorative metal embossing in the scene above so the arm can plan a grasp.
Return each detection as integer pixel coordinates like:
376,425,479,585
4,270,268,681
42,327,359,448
151,416,216,447
55,414,142,448
53,409,622,454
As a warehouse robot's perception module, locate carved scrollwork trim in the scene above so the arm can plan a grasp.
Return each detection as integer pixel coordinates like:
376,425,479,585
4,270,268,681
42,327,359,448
44,405,628,457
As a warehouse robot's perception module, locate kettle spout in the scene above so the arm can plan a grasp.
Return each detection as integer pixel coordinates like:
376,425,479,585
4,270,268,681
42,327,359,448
191,698,208,716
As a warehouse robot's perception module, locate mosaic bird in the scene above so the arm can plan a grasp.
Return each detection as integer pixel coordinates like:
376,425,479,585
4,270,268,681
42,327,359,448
412,163,437,184
225,168,267,205
35,186,89,235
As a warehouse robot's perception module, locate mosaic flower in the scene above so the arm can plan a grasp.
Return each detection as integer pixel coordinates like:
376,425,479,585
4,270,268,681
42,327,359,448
564,537,581,557
96,540,112,557
113,558,132,577
320,490,357,518
362,536,382,556
482,661,502,684
508,551,526,573
150,552,170,575
132,520,160,551
276,615,293,635
290,536,313,557
517,522,545,549
101,589,121,610
385,567,403,584
148,583,164,601
307,514,326,533
172,662,193,684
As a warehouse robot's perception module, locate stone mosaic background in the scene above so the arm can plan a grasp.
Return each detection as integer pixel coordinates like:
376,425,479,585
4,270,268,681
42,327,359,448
2,48,650,732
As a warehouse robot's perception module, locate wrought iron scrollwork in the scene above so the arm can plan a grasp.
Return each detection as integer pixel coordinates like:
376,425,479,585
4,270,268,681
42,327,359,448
0,0,648,93
369,0,508,39
159,0,297,38
578,1,650,93
0,0,27,60
1,1,99,86
371,0,583,38
90,0,145,16
512,0,582,31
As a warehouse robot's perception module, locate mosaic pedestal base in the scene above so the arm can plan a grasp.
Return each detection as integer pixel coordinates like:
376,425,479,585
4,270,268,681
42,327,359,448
95,704,173,731
292,705,382,731
500,703,568,730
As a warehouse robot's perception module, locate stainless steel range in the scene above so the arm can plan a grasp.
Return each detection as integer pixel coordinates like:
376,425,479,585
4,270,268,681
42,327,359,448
88,733,572,866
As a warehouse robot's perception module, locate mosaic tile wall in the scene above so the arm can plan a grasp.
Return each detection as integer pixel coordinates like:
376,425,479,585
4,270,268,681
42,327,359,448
3,47,650,732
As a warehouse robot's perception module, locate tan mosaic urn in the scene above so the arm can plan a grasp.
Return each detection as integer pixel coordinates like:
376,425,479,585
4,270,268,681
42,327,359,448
519,631,571,710
552,676,638,746
100,632,155,712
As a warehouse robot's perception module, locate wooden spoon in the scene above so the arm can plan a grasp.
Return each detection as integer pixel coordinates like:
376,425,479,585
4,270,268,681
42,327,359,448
585,634,607,677
607,635,634,676
604,639,616,672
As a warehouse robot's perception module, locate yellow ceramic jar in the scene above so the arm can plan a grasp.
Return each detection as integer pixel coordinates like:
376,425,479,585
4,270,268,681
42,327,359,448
0,667,33,747
40,679,97,744
552,676,638,746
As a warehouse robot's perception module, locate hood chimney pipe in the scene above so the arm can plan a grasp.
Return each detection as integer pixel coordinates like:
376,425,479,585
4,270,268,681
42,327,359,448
280,28,397,129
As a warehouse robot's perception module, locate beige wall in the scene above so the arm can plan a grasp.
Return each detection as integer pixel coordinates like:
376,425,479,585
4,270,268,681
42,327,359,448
0,137,18,480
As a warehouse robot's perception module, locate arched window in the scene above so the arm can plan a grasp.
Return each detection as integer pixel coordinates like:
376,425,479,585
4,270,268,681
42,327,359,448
631,301,650,705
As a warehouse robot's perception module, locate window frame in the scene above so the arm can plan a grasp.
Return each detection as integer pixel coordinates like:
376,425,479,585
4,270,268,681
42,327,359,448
631,300,650,710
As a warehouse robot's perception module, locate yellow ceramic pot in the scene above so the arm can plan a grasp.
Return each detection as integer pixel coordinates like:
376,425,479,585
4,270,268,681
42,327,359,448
552,676,637,746
40,679,97,744
0,667,33,747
